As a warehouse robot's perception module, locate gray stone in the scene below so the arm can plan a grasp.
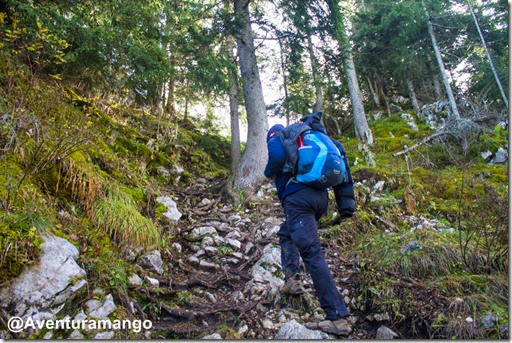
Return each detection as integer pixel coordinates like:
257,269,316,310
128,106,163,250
490,147,508,164
199,260,217,269
244,242,254,255
190,226,218,240
68,330,85,340
500,324,509,337
480,312,499,330
138,250,164,275
275,320,325,339
481,150,492,161
376,325,398,339
128,274,143,287
156,166,170,178
226,238,241,250
419,101,450,129
145,276,160,287
188,255,200,264
400,241,420,253
390,104,402,113
238,324,249,335
250,244,284,293
85,299,102,314
225,231,242,240
204,246,219,256
201,333,222,339
202,236,214,247
89,294,116,319
156,196,182,221
0,235,87,317
198,198,212,207
372,181,385,193
43,331,53,339
171,242,182,253
94,331,115,339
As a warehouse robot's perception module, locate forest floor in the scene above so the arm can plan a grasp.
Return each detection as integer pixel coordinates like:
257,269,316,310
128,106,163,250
137,178,388,339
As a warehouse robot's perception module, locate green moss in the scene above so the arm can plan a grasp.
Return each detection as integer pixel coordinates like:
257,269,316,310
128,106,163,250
0,211,49,282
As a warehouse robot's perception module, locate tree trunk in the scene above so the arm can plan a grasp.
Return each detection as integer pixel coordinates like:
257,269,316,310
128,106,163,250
406,77,420,114
233,0,269,194
306,27,323,114
226,37,241,173
467,0,508,108
327,0,373,147
367,75,379,108
166,55,175,115
433,73,442,99
376,74,390,114
423,1,460,119
278,37,290,126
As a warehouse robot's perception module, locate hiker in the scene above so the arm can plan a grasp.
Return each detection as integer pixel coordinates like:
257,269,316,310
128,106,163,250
264,112,355,336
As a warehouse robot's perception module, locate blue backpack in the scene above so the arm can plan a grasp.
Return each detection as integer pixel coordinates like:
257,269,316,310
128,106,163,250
279,112,347,190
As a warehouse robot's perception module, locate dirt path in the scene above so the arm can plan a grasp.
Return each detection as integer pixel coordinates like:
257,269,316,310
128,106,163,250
135,178,385,339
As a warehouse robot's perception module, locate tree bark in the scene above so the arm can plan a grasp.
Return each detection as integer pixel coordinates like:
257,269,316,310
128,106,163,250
278,37,290,126
327,0,373,147
166,57,176,115
406,77,420,114
233,0,269,194
423,1,460,119
226,37,241,173
306,28,323,114
367,75,379,108
467,0,508,108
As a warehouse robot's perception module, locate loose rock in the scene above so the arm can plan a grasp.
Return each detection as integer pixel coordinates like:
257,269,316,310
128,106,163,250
376,325,399,339
156,196,182,221
138,250,164,275
275,320,326,339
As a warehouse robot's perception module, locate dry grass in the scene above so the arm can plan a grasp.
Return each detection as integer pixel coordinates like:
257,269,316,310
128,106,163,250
60,157,104,214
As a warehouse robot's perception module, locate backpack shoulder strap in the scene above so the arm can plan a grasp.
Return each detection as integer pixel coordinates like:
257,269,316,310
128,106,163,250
281,123,311,174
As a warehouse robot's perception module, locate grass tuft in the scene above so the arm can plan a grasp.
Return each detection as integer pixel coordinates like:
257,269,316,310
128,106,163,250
91,187,160,248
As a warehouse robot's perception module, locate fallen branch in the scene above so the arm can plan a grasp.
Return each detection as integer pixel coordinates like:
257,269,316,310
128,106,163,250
393,130,447,157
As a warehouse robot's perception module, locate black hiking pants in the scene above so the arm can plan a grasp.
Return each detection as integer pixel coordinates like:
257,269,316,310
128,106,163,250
277,187,349,320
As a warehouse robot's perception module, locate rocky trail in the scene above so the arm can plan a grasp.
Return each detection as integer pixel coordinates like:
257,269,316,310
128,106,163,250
130,177,397,340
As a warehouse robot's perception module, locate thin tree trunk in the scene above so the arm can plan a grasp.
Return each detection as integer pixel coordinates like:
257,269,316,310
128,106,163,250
376,74,390,114
233,0,269,194
166,56,175,115
327,0,373,147
406,77,420,114
306,27,323,114
367,75,379,108
423,1,460,119
226,37,241,173
467,0,508,108
278,37,290,126
433,73,442,99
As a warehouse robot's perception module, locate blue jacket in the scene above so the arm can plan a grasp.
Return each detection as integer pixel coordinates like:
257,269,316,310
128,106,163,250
264,134,356,218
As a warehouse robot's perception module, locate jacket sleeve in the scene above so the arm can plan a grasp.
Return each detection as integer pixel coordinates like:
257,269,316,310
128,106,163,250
264,137,286,178
331,138,356,219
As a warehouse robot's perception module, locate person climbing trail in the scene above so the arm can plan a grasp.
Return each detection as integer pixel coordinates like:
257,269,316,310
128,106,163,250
264,112,356,336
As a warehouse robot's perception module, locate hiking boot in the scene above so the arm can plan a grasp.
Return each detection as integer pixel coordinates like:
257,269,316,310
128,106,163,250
317,317,352,336
279,273,305,295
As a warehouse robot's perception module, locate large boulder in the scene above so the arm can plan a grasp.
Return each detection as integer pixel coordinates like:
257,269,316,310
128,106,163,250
275,320,326,339
0,236,87,334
